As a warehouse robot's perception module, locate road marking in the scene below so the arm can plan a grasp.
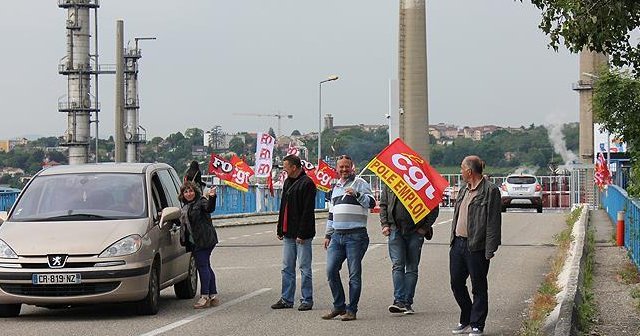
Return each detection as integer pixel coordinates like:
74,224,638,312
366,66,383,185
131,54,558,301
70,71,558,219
242,234,251,237
138,288,271,336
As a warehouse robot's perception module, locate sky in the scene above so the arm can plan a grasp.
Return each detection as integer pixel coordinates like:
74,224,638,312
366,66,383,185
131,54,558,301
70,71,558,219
0,1,579,140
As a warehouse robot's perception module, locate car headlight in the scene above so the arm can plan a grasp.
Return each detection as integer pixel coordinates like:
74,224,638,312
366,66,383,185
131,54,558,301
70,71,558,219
99,235,142,258
0,239,18,259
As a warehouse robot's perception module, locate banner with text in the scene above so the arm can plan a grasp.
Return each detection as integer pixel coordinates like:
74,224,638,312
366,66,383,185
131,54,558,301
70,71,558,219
208,153,255,192
300,159,337,192
254,132,275,178
366,138,448,223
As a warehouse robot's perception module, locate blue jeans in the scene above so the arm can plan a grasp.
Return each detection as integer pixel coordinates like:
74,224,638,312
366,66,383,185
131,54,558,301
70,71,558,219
281,237,313,305
449,236,490,330
194,247,217,295
326,230,369,314
388,228,424,305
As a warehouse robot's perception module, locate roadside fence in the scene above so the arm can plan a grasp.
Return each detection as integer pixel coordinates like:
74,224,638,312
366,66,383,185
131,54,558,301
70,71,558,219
600,184,640,270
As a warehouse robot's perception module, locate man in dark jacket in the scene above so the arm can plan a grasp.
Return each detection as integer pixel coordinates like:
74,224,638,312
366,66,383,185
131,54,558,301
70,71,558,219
271,155,317,311
380,185,439,315
449,156,501,336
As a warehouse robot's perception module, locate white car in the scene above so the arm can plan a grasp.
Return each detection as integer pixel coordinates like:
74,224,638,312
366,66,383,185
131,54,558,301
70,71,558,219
500,174,543,213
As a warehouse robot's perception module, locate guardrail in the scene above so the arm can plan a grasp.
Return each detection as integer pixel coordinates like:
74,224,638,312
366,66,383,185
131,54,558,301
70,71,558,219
0,191,19,211
212,184,326,216
601,185,640,270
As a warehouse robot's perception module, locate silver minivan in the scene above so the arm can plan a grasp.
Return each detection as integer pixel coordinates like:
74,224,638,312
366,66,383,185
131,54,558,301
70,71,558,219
0,163,198,317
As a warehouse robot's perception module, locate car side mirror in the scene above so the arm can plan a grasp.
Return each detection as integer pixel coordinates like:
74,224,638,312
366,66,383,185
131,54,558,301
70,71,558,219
0,211,6,224
159,206,181,228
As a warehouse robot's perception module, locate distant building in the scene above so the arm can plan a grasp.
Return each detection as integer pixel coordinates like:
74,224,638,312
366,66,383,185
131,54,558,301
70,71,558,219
0,167,25,177
0,138,28,152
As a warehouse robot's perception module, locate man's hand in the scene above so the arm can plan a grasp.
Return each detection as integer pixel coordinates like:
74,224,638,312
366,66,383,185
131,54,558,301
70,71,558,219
323,238,331,250
296,237,304,244
381,226,391,236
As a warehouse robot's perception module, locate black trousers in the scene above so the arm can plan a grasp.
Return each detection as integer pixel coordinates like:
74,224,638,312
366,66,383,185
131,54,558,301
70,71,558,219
449,236,491,330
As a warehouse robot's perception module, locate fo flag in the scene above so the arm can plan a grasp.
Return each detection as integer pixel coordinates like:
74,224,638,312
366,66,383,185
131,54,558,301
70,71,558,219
255,132,275,178
208,153,255,192
594,152,612,190
300,159,337,192
366,138,448,223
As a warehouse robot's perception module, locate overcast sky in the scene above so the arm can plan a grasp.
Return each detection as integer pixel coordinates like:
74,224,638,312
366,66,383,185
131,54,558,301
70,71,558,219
0,1,578,140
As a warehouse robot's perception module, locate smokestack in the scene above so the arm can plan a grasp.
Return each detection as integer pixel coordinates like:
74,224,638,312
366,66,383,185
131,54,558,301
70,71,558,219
115,20,125,162
398,0,429,161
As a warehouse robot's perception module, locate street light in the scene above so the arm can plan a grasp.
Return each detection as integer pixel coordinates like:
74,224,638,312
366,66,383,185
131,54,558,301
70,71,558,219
318,75,339,164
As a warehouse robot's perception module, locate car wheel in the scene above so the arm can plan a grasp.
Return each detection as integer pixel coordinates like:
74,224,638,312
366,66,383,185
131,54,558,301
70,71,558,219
174,254,198,299
136,261,160,316
0,303,21,318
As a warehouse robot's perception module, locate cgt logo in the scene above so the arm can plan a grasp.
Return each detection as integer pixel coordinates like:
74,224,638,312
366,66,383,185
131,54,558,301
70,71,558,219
47,255,68,269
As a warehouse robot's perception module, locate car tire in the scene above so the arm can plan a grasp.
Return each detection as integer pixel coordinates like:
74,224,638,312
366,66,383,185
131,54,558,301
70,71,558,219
0,304,21,318
174,254,198,299
136,261,160,316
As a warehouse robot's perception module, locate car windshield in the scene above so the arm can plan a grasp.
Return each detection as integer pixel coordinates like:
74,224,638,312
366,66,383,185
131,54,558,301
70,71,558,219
10,173,147,222
506,176,537,185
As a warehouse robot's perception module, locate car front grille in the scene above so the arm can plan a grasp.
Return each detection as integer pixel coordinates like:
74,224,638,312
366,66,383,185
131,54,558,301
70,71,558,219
20,262,97,269
0,282,120,297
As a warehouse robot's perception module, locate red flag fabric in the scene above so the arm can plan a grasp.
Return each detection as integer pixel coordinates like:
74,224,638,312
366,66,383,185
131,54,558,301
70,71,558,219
208,153,254,192
594,152,612,190
300,159,337,192
266,173,275,197
366,138,448,223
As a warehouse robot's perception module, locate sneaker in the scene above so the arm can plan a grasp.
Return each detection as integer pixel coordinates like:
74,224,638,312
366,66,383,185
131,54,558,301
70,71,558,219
270,298,293,309
468,327,483,336
298,302,313,311
388,302,407,313
452,324,470,334
193,296,210,309
403,304,415,315
209,296,220,307
341,311,357,321
321,310,346,320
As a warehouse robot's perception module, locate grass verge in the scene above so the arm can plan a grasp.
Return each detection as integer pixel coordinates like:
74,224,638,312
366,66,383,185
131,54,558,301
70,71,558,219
520,207,582,335
576,228,596,334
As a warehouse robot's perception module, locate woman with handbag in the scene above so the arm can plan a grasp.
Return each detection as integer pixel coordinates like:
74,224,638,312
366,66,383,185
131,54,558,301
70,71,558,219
178,181,219,309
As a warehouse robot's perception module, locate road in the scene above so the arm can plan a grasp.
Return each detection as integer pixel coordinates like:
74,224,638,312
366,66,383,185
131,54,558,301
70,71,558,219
3,209,567,336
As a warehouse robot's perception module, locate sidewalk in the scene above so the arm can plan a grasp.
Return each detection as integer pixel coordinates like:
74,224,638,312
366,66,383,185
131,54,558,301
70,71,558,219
590,209,640,335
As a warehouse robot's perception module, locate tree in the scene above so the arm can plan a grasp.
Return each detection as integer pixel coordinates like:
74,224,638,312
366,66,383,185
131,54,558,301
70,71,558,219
592,68,640,195
268,127,276,138
526,0,640,72
228,137,245,156
291,130,301,136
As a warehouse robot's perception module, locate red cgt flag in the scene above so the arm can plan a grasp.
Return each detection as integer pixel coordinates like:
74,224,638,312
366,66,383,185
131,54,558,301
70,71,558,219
594,152,612,190
366,138,448,223
208,153,254,192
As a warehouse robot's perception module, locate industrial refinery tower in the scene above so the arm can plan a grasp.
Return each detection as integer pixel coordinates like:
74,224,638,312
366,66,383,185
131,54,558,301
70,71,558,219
123,38,151,162
398,0,430,161
58,0,101,165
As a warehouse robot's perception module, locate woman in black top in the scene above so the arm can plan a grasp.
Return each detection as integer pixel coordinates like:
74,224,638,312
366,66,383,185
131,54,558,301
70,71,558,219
179,181,219,309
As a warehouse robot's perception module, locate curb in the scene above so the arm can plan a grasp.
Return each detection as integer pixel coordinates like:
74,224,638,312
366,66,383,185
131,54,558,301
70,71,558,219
544,204,589,335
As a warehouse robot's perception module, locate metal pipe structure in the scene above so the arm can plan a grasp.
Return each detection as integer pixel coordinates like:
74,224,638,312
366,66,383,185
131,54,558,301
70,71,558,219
58,0,100,165
124,37,154,162
398,0,429,160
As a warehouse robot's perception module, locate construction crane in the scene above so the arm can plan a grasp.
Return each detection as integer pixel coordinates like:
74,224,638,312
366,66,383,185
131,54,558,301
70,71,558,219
233,112,294,138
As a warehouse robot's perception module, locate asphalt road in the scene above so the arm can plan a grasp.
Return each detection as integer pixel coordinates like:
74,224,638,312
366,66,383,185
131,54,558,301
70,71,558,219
3,209,567,336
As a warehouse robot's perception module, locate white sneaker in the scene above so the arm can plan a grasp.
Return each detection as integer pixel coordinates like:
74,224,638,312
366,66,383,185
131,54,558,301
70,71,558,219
468,327,483,336
452,324,470,334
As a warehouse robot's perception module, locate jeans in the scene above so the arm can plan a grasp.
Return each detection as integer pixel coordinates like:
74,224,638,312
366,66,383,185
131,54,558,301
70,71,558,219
280,237,313,305
326,230,369,314
388,228,424,305
194,246,217,295
449,236,490,330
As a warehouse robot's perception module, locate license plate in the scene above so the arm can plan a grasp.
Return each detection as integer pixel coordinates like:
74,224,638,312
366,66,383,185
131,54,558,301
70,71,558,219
32,273,81,285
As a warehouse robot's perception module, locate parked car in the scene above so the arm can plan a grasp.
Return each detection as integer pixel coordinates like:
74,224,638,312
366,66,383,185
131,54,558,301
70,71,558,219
500,174,543,213
0,163,198,317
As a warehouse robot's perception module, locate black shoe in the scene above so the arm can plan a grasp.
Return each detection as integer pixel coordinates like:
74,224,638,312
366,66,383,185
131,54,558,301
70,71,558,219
321,310,346,320
388,302,407,313
271,298,293,309
298,302,313,311
403,304,415,315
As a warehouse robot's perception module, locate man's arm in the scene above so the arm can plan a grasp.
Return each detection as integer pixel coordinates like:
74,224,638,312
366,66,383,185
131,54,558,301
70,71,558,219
485,186,502,259
298,178,317,239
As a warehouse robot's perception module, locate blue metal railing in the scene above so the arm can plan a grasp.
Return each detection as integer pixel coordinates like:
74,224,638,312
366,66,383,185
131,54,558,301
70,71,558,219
601,185,640,270
0,191,19,212
211,185,326,216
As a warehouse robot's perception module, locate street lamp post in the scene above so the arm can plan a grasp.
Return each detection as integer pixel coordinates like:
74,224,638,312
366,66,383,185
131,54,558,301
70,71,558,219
318,75,339,164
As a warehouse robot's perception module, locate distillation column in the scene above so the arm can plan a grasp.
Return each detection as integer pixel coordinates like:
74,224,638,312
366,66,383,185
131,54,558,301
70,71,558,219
398,0,429,161
123,45,144,162
58,0,99,165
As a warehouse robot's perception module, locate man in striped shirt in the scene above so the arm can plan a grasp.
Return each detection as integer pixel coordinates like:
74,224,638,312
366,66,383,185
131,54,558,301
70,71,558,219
321,155,376,321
